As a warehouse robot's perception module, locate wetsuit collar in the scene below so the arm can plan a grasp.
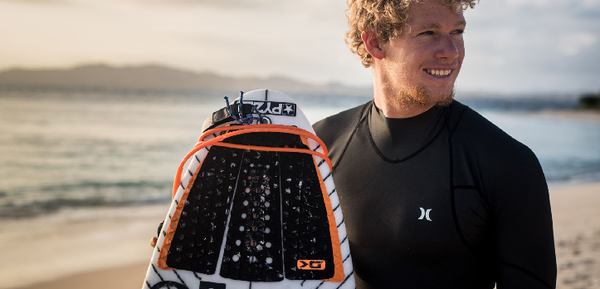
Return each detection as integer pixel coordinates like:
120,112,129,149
368,101,446,161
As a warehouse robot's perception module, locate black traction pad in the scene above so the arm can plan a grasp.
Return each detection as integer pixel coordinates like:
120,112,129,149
166,132,335,281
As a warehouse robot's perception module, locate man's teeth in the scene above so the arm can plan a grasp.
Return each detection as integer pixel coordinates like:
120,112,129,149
426,69,452,77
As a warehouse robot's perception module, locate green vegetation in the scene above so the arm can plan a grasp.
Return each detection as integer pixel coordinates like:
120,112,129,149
578,92,600,110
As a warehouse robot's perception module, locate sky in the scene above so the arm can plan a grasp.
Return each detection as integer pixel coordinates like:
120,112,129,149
0,0,599,94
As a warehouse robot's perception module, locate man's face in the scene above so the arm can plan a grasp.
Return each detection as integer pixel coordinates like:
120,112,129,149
380,0,466,106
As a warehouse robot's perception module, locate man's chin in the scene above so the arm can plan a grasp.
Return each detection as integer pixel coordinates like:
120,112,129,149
435,90,455,107
415,86,454,107
390,85,455,110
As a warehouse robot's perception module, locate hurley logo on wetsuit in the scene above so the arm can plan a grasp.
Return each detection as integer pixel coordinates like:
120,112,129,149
418,207,433,221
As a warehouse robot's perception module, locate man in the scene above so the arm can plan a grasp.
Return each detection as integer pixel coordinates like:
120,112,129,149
313,0,557,288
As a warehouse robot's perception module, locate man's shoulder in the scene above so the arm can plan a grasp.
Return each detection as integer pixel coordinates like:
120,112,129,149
313,101,370,146
312,101,371,161
452,101,546,197
452,100,538,163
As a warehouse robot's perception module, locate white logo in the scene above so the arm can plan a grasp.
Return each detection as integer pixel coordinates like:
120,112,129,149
418,207,432,221
249,101,296,116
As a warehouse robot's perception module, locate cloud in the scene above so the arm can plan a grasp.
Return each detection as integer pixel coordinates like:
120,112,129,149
0,0,65,3
504,0,598,8
0,0,598,92
505,0,549,8
558,33,598,56
147,0,279,9
457,0,600,93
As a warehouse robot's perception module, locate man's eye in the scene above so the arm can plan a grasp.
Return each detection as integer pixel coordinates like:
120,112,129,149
451,29,465,35
418,31,435,36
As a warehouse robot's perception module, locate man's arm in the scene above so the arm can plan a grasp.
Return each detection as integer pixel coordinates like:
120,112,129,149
484,145,557,289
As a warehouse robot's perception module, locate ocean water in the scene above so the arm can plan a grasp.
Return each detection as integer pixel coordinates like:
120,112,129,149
0,91,598,219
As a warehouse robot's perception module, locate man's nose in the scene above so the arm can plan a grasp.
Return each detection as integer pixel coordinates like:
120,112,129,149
435,35,461,63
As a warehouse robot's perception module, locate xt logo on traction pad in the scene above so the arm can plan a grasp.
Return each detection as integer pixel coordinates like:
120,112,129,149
297,259,326,270
249,101,297,117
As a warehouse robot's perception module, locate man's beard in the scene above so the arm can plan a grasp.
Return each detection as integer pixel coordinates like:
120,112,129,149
391,85,454,109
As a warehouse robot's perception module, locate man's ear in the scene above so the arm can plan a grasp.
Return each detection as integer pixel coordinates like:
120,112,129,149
361,31,385,60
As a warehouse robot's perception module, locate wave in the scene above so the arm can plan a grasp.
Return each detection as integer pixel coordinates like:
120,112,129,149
0,180,172,219
24,180,169,194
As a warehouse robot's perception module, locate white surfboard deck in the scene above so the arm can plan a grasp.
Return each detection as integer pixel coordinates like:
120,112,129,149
141,89,354,289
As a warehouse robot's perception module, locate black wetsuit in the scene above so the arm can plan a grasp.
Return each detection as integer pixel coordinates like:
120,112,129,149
313,100,556,289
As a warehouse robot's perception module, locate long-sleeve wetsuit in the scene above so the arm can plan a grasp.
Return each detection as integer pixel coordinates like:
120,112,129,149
313,100,556,289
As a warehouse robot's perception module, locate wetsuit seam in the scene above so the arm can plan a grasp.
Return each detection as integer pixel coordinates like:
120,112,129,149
498,260,554,289
332,102,370,171
446,110,477,254
474,150,493,213
450,104,492,211
366,104,447,164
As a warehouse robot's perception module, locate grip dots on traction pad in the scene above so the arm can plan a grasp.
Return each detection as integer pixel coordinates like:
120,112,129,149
166,132,335,281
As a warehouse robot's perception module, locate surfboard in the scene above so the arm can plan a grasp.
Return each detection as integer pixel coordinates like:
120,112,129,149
141,89,355,289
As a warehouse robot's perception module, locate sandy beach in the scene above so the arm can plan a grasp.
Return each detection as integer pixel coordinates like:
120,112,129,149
551,182,600,288
1,205,165,289
3,182,599,289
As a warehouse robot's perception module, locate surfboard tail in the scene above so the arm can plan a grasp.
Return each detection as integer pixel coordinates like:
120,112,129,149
158,125,343,281
142,89,354,289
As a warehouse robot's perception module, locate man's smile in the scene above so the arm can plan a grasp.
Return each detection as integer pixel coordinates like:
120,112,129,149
424,68,454,78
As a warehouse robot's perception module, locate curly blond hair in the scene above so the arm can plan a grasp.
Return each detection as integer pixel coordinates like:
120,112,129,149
346,0,477,67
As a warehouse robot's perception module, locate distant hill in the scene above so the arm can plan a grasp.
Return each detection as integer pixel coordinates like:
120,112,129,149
0,64,370,97
1,64,587,111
